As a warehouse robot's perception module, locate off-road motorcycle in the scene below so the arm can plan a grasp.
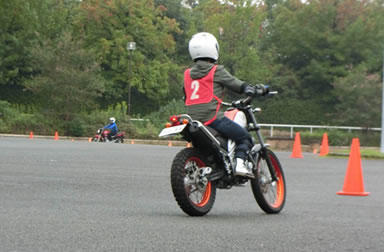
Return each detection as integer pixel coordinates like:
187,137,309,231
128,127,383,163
92,128,125,143
159,91,286,216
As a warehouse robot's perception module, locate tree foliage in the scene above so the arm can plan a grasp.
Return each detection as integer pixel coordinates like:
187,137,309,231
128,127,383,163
0,0,78,103
332,66,382,127
1,0,384,135
0,0,37,102
74,0,182,110
262,0,384,124
25,32,106,122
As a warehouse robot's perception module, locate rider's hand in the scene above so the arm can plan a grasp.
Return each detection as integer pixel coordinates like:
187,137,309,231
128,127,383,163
255,84,269,96
244,85,256,96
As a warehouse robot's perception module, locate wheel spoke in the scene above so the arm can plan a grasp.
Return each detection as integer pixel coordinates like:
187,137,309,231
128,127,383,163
183,160,211,205
266,185,276,203
190,187,198,194
195,191,202,204
257,155,283,206
184,177,194,186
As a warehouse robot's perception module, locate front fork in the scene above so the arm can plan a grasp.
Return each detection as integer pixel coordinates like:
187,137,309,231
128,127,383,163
249,145,278,182
259,148,278,182
247,108,278,182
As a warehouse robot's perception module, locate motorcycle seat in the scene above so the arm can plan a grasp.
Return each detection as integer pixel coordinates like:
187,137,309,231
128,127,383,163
206,126,227,149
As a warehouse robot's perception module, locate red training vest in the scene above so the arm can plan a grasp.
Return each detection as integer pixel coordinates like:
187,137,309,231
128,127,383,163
184,65,222,125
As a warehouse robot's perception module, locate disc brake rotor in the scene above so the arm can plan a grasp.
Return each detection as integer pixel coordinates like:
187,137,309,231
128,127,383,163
184,161,209,204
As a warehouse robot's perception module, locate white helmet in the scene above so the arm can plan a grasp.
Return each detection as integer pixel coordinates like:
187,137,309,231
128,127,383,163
188,32,219,61
109,117,116,123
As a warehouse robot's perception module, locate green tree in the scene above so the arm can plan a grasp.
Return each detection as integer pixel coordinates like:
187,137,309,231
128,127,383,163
0,0,80,104
154,0,193,66
25,32,106,125
332,66,382,127
185,0,272,86
75,0,182,113
262,0,384,124
0,0,37,103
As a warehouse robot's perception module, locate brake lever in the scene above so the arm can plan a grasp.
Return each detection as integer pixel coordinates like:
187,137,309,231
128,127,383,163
268,91,278,95
242,96,253,105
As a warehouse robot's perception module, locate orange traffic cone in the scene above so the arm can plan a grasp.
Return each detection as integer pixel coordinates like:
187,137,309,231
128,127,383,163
291,132,303,158
168,141,172,147
29,131,34,139
130,140,135,144
186,142,192,148
88,138,92,142
54,131,59,140
337,138,369,196
319,133,329,156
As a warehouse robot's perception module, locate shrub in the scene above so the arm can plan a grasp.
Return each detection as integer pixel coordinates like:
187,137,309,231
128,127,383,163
258,98,328,125
0,101,51,134
301,129,380,147
0,101,12,132
144,99,185,132
65,117,86,137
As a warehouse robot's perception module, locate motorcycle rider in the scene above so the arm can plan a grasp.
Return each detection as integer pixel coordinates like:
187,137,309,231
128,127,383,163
103,117,119,141
184,32,268,177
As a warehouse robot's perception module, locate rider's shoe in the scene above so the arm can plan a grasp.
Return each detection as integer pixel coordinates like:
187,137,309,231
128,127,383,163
234,158,254,178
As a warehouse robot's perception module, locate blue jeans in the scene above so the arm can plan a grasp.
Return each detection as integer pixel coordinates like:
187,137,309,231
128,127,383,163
209,117,252,160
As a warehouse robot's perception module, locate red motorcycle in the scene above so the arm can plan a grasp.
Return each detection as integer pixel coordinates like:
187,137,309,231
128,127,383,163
159,91,286,216
92,128,125,143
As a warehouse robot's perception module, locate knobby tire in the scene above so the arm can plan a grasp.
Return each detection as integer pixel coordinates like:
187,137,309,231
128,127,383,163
251,149,286,214
170,148,216,216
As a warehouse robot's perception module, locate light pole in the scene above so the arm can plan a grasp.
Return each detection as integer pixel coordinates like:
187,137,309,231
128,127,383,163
218,27,224,39
381,49,384,153
126,41,136,115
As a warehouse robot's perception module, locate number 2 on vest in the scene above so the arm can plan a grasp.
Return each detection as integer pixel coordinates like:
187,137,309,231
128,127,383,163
190,80,200,100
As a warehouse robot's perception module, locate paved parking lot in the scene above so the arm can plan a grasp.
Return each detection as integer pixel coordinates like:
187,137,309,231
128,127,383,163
1,137,383,251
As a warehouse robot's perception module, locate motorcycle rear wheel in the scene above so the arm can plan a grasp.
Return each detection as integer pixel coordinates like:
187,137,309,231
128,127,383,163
114,138,122,143
171,148,216,216
251,149,286,214
92,137,101,142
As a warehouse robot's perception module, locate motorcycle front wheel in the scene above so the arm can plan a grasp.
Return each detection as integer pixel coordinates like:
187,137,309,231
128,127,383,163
171,148,216,216
251,148,286,214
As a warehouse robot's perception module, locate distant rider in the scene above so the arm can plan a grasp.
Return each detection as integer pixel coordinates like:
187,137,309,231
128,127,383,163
184,32,268,177
103,117,118,141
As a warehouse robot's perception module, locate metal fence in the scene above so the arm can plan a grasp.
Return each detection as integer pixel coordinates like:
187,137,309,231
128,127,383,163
258,123,382,138
130,118,381,139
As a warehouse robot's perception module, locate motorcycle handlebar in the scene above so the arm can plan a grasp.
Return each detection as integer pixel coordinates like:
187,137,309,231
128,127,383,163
221,90,278,108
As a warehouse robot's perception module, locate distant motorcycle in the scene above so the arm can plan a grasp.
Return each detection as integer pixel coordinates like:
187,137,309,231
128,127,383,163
92,128,125,143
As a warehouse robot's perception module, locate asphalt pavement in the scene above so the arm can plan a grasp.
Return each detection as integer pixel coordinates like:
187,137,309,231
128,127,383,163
0,137,384,251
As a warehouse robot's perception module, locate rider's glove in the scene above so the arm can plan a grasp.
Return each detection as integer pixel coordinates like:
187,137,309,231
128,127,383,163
244,85,256,96
255,84,269,96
